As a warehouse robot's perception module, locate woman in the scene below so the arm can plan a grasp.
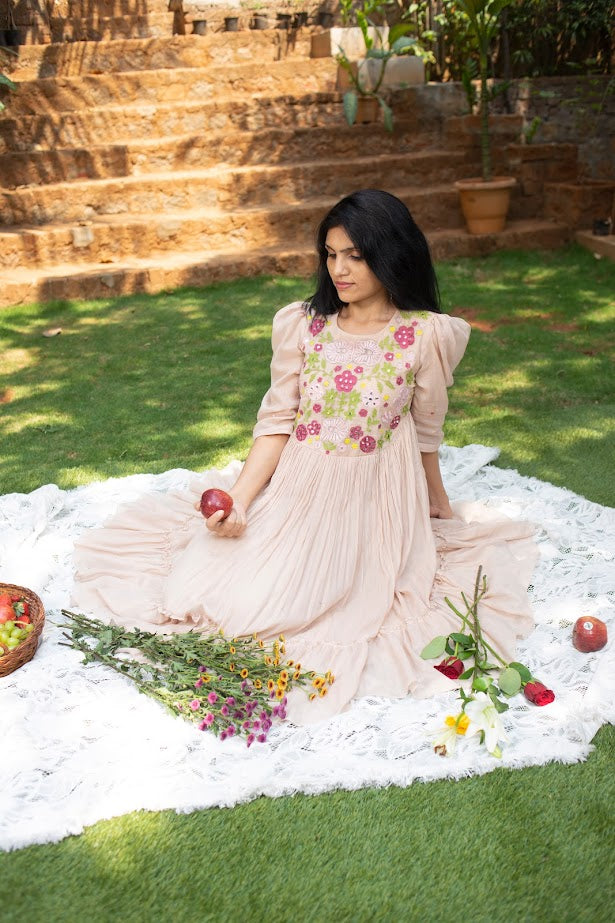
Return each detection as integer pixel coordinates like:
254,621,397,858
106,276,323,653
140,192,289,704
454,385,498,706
72,189,538,723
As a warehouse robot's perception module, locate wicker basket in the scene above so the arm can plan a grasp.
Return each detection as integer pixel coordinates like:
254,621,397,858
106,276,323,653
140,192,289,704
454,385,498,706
0,583,45,677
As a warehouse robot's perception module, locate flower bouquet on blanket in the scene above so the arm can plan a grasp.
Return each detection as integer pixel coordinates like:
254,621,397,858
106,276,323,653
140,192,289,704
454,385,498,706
421,566,555,758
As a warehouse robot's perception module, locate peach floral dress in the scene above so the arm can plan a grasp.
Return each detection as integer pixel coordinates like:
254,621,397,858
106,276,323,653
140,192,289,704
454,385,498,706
72,302,538,723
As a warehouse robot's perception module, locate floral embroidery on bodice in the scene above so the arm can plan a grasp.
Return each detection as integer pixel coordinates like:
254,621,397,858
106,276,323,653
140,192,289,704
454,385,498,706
294,310,428,456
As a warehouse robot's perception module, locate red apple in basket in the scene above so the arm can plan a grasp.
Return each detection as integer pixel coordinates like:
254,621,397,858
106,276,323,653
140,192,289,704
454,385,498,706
572,616,607,653
199,488,234,521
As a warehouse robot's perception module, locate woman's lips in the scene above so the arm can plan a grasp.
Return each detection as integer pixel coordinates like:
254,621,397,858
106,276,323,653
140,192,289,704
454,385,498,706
335,282,353,289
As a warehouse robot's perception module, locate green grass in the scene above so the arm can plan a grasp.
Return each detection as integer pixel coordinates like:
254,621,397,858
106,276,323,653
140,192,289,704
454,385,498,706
1,245,614,922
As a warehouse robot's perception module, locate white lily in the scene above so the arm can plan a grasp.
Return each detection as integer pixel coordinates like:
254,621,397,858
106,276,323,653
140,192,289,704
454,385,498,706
463,692,508,757
433,713,470,757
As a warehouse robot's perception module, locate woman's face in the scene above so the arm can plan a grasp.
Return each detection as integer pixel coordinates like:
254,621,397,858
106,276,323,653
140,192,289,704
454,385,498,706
324,226,386,307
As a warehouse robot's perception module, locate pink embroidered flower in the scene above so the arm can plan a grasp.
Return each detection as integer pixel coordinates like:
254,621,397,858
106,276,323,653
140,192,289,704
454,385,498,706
412,320,418,327
307,421,321,435
334,365,342,372
354,366,363,374
295,424,308,441
314,343,323,352
384,352,395,361
313,403,322,413
390,415,400,429
359,408,368,417
349,426,363,439
309,315,326,335
394,325,415,349
335,371,357,393
396,376,404,385
359,435,377,454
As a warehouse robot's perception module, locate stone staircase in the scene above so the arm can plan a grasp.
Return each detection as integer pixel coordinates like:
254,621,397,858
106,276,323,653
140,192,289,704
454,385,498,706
0,29,573,308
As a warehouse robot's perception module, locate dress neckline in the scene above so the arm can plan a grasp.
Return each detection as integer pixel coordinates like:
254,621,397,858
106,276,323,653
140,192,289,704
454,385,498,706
331,309,401,339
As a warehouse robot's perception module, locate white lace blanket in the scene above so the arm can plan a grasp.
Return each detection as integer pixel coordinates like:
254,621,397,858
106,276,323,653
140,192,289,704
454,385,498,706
1,445,613,853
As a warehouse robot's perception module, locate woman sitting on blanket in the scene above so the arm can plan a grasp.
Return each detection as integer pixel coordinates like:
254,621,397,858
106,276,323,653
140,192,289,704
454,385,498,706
72,188,538,723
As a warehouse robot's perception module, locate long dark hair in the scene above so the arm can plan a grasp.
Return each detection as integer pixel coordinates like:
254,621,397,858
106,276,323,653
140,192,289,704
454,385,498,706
308,189,441,316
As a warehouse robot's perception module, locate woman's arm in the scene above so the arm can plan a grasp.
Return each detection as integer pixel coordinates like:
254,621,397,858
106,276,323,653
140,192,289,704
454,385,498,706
204,434,290,537
420,451,454,520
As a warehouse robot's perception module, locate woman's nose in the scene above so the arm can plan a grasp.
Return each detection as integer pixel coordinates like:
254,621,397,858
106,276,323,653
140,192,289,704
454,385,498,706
335,255,349,276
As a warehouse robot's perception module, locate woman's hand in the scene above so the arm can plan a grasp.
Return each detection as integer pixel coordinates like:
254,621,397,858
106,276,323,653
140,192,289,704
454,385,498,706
429,501,455,520
195,498,247,538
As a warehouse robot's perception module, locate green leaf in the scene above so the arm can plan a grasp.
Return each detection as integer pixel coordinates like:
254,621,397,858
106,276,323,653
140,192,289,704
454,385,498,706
388,22,414,45
390,36,417,55
380,99,393,133
343,91,358,126
460,667,474,680
499,667,522,696
509,661,532,683
472,675,492,692
458,649,475,661
420,635,447,660
477,661,498,671
450,632,474,647
0,73,17,91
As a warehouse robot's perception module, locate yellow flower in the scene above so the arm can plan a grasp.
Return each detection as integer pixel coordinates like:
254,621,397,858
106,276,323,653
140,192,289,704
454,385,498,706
229,645,236,654
265,655,273,665
295,663,301,671
254,679,262,689
275,687,285,699
325,671,335,684
293,670,301,680
312,677,324,689
309,693,317,701
445,714,470,736
273,658,280,667
286,660,294,667
267,679,275,691
319,687,328,697
240,668,249,679
202,674,210,683
279,670,289,683
229,662,235,672
258,640,264,649
280,645,286,655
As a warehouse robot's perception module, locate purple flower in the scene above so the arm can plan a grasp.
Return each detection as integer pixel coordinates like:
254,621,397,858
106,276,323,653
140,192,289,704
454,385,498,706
198,719,208,731
246,734,255,748
234,709,244,719
242,720,252,731
194,678,203,688
190,699,200,711
221,705,229,716
207,691,218,705
257,734,267,744
272,705,280,717
253,720,261,730
278,708,287,720
226,696,236,706
227,725,236,737
198,665,208,673
204,712,214,726
220,730,228,741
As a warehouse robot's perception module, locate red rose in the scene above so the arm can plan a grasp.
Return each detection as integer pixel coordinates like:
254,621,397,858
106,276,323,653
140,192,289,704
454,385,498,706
524,681,555,706
434,657,464,679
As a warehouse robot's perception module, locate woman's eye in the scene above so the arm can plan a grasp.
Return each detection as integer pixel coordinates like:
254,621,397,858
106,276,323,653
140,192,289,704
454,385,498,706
350,255,363,261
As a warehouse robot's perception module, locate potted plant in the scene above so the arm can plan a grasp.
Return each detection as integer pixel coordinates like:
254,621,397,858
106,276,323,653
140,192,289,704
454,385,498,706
454,0,517,234
337,12,418,132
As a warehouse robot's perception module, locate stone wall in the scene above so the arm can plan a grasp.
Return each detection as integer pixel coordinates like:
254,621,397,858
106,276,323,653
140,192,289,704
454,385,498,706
494,76,615,181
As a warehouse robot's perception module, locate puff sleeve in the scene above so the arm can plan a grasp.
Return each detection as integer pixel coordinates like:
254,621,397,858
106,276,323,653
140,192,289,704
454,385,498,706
410,313,471,453
252,302,309,439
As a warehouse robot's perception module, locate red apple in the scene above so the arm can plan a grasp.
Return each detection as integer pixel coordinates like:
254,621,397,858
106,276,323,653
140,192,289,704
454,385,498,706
572,616,608,653
199,488,234,521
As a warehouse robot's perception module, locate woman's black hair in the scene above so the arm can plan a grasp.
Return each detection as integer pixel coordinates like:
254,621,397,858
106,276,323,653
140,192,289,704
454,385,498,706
308,189,441,316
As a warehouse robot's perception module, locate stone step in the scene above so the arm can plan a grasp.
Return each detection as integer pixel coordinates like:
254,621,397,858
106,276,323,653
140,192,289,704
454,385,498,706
0,92,348,149
0,219,571,309
0,162,464,227
0,177,470,269
0,133,464,187
48,14,174,43
9,58,336,114
4,32,314,80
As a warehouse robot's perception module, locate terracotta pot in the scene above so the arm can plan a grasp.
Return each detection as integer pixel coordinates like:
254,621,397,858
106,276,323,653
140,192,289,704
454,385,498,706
355,96,380,124
224,16,239,31
455,177,516,234
192,19,207,35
